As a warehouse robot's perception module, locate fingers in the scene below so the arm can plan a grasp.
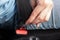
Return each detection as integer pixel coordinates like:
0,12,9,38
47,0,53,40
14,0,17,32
39,4,53,20
25,5,45,24
45,9,52,21
45,0,53,5
32,4,53,24
25,0,53,25
45,2,53,21
36,10,51,27
32,14,45,24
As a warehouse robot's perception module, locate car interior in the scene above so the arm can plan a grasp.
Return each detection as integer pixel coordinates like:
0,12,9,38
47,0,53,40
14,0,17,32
0,0,60,40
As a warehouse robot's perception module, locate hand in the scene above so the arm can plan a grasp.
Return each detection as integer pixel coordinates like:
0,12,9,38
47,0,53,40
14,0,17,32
25,0,53,25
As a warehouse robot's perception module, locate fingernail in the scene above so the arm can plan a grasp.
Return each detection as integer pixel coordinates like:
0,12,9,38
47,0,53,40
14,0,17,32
36,23,41,29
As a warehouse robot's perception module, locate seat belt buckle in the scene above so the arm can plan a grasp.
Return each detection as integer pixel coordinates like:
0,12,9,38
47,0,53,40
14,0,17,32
16,24,28,35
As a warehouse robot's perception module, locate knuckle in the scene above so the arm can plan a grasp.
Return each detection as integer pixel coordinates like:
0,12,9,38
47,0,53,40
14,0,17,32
49,1,53,7
28,21,32,23
26,20,31,24
39,17,49,22
40,18,44,21
51,2,54,7
39,18,45,22
44,19,49,22
45,0,53,6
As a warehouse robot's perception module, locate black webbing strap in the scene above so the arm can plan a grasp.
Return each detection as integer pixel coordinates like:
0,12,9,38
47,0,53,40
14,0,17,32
16,0,32,23
15,0,33,29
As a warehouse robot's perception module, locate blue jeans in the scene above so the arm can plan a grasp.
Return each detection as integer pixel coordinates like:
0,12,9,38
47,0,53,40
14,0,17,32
0,15,15,30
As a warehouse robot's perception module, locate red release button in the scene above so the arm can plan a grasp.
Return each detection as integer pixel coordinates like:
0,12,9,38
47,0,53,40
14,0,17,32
16,29,28,35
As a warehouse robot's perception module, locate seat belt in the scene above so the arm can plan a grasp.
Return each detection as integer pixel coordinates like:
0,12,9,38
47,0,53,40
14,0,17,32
15,0,32,35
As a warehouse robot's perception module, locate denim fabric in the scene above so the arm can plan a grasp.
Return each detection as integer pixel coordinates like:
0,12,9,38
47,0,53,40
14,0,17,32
0,0,15,23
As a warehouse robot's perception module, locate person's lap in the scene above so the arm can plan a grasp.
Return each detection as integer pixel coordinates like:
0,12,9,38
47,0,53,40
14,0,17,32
0,15,14,30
